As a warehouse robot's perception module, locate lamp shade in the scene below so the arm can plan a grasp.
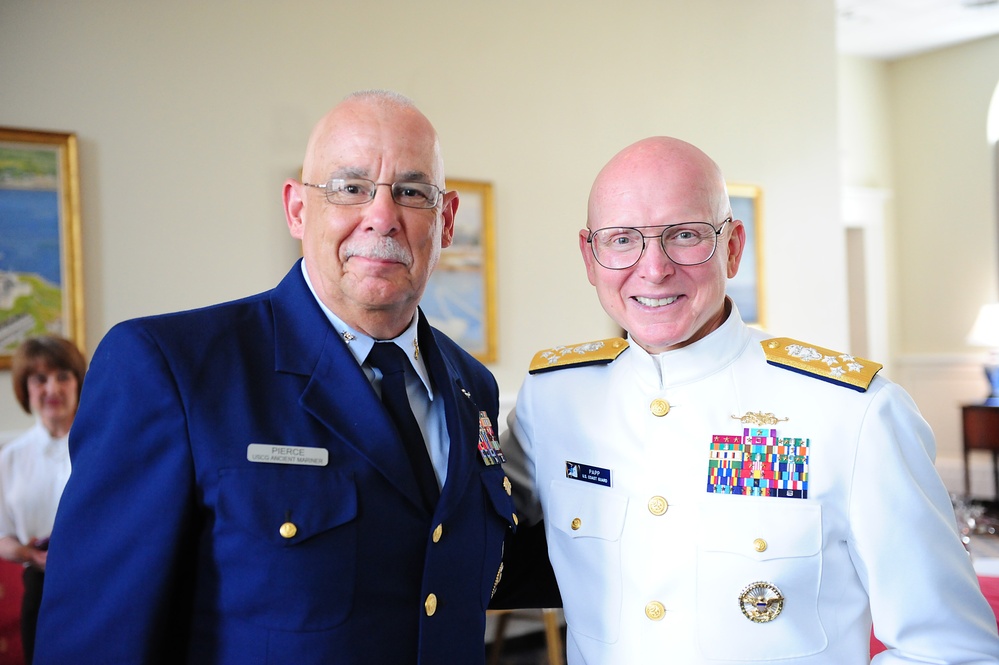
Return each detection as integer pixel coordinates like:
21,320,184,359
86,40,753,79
967,304,999,349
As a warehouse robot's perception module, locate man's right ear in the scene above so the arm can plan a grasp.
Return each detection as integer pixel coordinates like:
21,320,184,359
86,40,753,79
283,179,305,240
579,228,599,287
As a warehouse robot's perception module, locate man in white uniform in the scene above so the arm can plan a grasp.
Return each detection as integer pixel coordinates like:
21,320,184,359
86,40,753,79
503,137,999,663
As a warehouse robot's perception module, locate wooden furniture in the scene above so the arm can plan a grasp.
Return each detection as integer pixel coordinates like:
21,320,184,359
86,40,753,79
963,404,999,497
487,608,564,665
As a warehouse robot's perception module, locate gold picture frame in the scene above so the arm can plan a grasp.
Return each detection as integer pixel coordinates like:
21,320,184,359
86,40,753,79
422,179,497,363
727,183,764,327
0,127,84,368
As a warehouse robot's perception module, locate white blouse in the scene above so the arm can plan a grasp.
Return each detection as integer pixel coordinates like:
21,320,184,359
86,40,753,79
0,419,71,545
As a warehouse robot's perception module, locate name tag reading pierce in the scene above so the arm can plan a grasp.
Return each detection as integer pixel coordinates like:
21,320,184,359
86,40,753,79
247,444,329,467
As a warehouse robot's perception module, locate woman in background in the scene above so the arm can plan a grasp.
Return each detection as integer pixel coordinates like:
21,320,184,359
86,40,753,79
0,336,85,664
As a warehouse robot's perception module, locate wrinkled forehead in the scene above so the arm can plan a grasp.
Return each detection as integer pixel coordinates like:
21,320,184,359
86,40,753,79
303,101,444,184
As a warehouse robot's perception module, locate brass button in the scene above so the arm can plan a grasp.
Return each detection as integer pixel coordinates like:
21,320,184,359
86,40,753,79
425,593,437,616
432,523,443,543
767,340,779,349
650,398,670,417
570,517,582,531
645,600,666,621
512,513,519,526
753,538,767,553
648,496,669,516
503,476,512,496
279,522,297,539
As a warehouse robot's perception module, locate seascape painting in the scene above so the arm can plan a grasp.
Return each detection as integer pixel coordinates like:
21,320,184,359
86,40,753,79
0,129,82,366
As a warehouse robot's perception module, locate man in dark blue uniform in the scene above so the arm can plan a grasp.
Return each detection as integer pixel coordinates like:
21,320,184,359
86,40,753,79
35,90,518,664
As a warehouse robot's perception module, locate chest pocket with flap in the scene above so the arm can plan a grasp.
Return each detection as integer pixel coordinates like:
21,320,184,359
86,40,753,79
696,499,827,660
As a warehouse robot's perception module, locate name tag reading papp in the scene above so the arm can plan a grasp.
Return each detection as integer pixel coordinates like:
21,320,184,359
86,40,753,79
565,460,612,487
247,444,329,467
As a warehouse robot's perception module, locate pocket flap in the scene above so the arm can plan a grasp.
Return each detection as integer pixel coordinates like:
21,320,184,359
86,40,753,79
218,466,358,545
481,469,517,527
699,499,821,560
548,480,628,540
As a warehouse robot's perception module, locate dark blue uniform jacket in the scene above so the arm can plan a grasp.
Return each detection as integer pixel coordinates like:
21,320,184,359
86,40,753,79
35,262,515,664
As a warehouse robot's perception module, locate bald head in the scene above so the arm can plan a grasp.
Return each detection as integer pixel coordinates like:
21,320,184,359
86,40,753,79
302,90,445,188
588,137,730,228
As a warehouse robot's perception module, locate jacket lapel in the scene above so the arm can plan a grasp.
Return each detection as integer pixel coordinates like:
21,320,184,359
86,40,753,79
418,315,483,519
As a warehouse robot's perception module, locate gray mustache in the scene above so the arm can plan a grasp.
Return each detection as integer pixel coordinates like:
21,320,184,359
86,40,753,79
343,237,412,265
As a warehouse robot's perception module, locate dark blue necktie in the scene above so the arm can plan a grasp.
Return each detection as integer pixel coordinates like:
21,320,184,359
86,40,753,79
367,342,439,511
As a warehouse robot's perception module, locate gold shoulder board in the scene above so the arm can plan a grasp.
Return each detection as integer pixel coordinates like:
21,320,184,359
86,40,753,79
529,337,629,375
762,337,882,392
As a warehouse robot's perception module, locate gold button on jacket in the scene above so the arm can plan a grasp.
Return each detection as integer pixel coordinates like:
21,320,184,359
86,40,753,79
648,496,668,516
650,398,670,417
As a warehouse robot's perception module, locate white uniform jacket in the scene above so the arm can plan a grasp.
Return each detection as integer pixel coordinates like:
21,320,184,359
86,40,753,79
506,306,999,664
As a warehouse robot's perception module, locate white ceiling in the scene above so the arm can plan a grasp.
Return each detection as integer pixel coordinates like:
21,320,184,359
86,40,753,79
837,0,999,59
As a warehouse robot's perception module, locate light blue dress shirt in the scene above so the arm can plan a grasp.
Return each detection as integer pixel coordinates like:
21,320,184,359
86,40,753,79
300,262,450,488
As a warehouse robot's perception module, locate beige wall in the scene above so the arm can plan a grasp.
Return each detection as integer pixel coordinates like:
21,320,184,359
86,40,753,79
889,36,999,353
888,35,999,489
0,0,847,435
839,57,894,190
838,57,896,364
837,37,999,486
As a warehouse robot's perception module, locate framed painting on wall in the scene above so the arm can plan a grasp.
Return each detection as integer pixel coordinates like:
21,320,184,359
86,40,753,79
727,183,764,327
421,179,497,363
0,128,84,368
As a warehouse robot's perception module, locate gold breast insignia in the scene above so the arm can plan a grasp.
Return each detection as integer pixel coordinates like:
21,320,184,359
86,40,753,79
739,581,784,623
732,411,789,426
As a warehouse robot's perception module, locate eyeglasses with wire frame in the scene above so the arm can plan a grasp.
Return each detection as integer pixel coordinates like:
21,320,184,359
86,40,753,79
586,218,732,270
302,178,445,209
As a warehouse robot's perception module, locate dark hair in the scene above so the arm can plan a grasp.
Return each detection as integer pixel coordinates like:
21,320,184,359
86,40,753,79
10,335,87,415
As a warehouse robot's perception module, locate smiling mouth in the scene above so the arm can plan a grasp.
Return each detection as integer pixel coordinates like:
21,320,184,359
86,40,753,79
634,296,679,307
